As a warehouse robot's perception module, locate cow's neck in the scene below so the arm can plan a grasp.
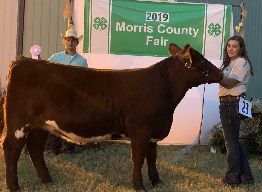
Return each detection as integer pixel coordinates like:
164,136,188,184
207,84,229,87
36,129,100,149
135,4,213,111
157,57,191,110
155,58,174,109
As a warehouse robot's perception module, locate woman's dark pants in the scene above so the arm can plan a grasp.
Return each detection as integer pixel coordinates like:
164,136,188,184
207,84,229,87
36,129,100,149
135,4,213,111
219,99,254,184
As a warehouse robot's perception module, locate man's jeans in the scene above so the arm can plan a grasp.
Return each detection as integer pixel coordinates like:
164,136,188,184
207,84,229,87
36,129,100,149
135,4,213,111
219,99,254,184
46,134,75,155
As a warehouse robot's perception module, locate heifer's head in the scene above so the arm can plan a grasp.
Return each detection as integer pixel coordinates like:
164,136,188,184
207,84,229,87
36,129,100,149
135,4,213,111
168,43,223,87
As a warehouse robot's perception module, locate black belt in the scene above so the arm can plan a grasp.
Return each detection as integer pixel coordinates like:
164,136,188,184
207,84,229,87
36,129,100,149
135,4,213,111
219,95,240,102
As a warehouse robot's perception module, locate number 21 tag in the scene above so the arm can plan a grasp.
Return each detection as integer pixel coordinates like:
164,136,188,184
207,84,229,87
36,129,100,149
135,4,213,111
239,97,252,118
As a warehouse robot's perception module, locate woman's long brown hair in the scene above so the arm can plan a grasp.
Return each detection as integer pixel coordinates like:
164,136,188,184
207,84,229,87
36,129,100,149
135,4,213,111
221,35,254,76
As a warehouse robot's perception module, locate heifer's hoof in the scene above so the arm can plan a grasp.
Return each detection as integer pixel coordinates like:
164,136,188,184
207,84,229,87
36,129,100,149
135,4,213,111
7,183,21,192
8,187,21,192
153,182,164,188
152,179,163,187
10,190,21,192
45,181,54,186
136,186,148,192
136,189,147,192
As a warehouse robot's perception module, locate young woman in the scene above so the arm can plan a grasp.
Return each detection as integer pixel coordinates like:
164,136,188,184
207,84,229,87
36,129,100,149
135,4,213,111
218,35,254,185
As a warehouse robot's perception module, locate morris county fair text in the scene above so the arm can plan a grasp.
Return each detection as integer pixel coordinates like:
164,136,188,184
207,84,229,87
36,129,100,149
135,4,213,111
116,22,200,46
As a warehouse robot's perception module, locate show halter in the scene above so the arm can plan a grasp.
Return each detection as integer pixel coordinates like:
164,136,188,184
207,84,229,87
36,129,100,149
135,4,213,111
176,53,212,84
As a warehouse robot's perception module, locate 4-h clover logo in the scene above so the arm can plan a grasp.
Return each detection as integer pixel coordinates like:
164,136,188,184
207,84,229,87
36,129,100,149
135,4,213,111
93,17,107,31
208,23,221,37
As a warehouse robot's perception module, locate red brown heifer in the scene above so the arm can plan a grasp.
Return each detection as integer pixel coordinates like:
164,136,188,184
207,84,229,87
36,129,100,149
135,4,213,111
1,43,223,192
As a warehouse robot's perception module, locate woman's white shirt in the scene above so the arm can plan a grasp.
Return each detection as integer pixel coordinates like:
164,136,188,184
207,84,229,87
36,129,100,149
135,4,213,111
218,57,251,97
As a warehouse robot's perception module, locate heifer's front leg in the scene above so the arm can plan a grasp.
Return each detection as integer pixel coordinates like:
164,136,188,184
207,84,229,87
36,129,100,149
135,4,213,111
146,142,162,187
130,137,149,191
26,129,53,185
3,135,26,192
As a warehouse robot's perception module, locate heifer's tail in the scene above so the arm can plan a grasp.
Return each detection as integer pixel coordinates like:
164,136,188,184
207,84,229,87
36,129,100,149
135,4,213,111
1,56,28,152
0,126,6,154
0,90,6,153
1,56,28,153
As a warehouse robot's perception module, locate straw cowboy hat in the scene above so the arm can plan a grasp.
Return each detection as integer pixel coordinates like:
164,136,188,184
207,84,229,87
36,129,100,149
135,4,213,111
61,27,83,42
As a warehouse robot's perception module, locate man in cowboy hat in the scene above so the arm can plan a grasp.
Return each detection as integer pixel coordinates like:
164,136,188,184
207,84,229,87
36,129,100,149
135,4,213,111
48,27,87,66
46,27,88,157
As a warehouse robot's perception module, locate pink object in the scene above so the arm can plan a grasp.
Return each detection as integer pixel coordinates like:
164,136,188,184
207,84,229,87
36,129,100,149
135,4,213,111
30,45,41,59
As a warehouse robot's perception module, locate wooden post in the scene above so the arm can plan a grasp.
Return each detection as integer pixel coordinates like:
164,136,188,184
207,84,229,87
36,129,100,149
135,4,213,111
63,0,75,29
16,0,25,57
238,2,247,38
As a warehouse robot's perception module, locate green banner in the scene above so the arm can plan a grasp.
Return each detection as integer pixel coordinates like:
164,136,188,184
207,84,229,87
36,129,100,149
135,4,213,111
84,0,232,58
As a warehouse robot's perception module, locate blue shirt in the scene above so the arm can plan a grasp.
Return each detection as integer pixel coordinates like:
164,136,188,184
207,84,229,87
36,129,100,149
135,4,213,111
48,51,88,67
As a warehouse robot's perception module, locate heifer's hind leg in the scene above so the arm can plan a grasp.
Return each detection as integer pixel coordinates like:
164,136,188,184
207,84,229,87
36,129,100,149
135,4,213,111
3,134,26,192
146,142,162,187
26,129,53,184
130,137,150,191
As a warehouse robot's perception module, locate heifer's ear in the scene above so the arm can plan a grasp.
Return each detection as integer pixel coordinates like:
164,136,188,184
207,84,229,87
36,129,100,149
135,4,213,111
178,43,193,66
168,43,182,56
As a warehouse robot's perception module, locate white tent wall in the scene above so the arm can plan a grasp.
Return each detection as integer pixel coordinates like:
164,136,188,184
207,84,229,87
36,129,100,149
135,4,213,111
73,0,232,145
